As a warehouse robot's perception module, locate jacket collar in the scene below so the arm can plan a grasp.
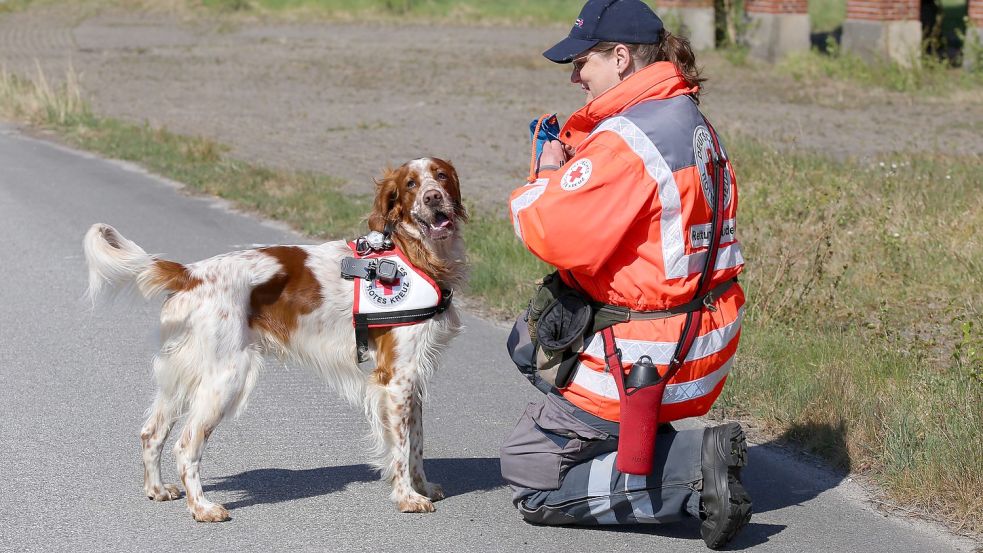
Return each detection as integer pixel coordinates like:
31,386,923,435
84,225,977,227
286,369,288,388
559,62,698,147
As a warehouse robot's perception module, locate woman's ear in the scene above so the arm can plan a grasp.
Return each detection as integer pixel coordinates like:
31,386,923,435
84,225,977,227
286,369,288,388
615,44,633,78
369,168,400,231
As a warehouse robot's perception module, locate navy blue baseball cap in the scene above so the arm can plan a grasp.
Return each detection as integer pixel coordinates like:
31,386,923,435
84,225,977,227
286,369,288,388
543,0,664,63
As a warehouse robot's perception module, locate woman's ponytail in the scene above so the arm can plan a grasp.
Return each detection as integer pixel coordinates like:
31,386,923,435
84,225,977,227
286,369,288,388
654,30,706,101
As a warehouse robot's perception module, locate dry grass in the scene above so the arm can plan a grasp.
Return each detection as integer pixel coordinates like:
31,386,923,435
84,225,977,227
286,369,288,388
0,62,88,124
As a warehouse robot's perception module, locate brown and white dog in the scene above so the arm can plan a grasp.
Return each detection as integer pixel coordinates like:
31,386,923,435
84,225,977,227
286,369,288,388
83,158,468,522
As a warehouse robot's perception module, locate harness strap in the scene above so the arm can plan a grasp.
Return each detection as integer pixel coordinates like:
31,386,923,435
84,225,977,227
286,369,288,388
355,290,454,363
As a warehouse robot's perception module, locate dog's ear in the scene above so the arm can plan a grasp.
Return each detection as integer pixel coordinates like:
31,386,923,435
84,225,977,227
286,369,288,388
442,160,469,223
369,167,401,232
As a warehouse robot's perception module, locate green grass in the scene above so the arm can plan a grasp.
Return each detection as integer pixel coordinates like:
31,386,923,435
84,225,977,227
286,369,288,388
464,213,548,315
0,0,35,13
3,65,981,535
65,119,371,238
717,324,983,527
778,40,983,93
717,132,983,531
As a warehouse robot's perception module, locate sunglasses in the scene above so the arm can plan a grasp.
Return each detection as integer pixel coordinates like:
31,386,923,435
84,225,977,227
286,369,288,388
571,46,617,73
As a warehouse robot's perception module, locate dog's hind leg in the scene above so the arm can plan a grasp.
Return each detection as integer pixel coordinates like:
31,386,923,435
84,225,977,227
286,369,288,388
141,378,182,501
409,392,444,502
173,350,259,523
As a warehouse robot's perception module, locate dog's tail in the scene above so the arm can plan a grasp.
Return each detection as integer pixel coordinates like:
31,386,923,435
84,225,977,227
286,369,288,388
84,223,197,303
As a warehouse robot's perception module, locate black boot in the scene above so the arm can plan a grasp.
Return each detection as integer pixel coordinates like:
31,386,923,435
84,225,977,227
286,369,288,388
699,423,752,549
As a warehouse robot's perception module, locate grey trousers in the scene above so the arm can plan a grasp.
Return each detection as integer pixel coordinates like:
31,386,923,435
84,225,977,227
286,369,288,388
500,393,704,526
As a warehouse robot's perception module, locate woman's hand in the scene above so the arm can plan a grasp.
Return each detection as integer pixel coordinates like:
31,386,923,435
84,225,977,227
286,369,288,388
538,140,573,173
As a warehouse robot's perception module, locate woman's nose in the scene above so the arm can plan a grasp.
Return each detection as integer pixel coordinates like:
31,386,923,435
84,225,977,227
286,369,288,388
570,69,581,85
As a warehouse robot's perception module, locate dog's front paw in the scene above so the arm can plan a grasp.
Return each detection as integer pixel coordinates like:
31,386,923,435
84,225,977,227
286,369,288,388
146,483,182,501
397,493,436,513
191,502,231,522
424,483,445,502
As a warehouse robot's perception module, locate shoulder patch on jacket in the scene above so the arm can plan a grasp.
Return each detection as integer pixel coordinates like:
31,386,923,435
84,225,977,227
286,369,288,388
560,158,592,191
693,126,732,210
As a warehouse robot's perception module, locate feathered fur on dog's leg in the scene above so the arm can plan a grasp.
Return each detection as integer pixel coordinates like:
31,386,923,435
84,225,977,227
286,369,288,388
364,329,434,512
409,392,443,501
141,380,182,502
365,379,395,482
173,350,261,523
385,374,434,513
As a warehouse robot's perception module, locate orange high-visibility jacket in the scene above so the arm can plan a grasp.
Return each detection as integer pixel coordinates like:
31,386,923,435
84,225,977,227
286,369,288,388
510,62,745,422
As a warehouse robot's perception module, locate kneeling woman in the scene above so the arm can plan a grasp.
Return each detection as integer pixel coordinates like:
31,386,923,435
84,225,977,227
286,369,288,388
502,0,751,549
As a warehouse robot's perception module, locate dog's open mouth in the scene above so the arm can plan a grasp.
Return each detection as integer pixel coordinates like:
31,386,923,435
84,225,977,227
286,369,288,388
417,211,454,241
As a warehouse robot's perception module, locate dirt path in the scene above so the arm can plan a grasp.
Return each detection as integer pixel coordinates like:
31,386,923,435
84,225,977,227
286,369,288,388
2,7,981,209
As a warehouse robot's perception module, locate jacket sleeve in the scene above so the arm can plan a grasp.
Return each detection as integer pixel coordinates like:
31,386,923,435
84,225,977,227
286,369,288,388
509,137,657,276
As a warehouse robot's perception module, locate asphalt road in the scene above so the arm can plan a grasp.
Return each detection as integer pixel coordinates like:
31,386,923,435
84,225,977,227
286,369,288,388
0,125,974,552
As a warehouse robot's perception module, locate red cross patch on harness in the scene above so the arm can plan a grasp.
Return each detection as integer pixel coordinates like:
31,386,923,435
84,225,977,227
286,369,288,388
561,158,592,191
365,273,410,306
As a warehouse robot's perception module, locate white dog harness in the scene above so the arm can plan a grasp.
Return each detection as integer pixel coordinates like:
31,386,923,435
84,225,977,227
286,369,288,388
341,231,452,363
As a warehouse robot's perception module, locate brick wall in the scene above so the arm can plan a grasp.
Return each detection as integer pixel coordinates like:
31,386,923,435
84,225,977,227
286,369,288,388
658,0,713,7
970,0,983,27
846,0,920,21
744,0,808,14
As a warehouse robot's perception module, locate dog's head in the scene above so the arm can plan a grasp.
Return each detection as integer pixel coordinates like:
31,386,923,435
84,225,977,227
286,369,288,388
370,158,468,243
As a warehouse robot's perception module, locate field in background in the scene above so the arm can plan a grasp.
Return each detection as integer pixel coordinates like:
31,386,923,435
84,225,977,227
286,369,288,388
0,0,585,23
206,0,581,23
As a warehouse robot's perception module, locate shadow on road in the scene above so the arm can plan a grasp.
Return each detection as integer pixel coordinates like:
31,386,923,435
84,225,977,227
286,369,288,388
748,420,850,516
205,457,503,510
203,422,847,551
425,456,504,497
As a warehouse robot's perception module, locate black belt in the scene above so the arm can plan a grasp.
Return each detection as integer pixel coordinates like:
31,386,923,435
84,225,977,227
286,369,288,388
592,278,737,325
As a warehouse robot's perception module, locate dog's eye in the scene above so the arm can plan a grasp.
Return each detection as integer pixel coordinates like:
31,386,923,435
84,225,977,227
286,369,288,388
436,172,448,181
406,179,417,189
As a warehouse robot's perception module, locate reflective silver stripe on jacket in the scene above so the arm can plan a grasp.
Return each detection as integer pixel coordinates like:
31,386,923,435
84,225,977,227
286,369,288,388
581,306,744,364
570,353,737,404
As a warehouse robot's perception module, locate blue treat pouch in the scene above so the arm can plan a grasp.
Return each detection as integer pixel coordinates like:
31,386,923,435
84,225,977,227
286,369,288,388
527,113,560,182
